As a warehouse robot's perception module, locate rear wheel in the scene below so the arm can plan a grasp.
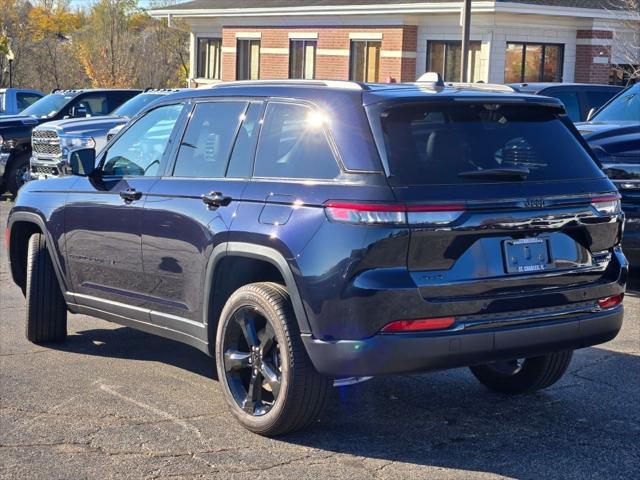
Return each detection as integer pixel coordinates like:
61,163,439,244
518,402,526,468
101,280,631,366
469,350,573,394
215,282,330,436
25,233,67,343
6,153,30,196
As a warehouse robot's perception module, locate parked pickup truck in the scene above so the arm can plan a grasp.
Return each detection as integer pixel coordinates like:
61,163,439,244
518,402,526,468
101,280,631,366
576,82,640,266
0,88,140,196
30,89,182,181
0,88,44,117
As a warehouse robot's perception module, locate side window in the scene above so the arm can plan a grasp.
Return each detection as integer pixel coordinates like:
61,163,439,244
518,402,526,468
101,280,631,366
172,101,247,178
227,102,263,178
70,93,109,117
102,103,184,177
585,91,617,113
549,91,581,122
16,93,42,111
254,102,340,180
108,91,138,112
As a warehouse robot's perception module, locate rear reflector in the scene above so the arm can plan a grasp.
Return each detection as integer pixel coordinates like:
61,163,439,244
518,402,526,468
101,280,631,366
591,195,621,215
381,317,456,333
324,202,464,225
597,294,624,309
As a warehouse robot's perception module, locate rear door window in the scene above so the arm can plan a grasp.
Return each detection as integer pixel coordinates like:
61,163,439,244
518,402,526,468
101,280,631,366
546,90,581,121
172,101,247,178
254,102,340,180
227,102,263,178
374,102,603,185
585,90,618,114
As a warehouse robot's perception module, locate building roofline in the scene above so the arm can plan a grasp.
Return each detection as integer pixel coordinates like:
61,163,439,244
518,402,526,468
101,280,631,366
148,1,639,21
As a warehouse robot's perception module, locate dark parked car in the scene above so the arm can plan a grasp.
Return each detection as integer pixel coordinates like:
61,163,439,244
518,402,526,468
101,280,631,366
7,80,627,436
508,83,622,122
577,82,640,266
30,89,183,181
0,89,141,195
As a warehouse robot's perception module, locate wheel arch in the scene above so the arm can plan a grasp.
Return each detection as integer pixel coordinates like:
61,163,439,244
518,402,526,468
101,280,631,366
203,242,311,354
7,212,68,297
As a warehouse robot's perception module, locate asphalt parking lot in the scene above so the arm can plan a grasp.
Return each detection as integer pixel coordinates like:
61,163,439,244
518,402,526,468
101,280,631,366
0,197,638,480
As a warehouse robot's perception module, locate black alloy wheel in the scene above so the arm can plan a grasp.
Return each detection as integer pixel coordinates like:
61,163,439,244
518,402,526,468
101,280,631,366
216,282,330,436
222,306,282,416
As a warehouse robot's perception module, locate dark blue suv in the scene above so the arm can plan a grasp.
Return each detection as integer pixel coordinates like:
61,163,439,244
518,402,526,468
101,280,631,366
7,80,628,436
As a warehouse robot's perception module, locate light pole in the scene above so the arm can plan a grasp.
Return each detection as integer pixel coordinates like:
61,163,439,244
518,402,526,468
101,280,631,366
460,0,472,83
6,49,14,88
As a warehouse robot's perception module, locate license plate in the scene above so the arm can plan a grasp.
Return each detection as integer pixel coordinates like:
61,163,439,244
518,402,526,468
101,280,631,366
503,238,552,274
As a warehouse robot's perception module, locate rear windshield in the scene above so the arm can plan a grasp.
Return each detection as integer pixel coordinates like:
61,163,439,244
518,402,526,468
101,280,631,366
374,102,603,185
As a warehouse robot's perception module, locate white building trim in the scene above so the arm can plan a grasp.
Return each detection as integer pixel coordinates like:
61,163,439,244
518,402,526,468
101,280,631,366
317,48,350,57
235,32,262,39
261,47,290,55
288,32,318,39
349,32,383,40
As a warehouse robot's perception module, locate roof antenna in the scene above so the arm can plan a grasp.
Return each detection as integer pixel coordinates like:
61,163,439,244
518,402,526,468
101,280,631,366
416,72,445,87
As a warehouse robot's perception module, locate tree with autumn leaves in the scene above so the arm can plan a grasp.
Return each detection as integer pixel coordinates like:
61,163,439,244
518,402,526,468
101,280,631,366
0,0,188,90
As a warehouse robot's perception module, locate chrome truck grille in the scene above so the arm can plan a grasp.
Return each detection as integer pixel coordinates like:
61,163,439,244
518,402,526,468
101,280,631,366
32,129,61,157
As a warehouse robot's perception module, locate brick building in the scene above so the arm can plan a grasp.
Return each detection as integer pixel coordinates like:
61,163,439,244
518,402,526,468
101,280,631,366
149,0,640,87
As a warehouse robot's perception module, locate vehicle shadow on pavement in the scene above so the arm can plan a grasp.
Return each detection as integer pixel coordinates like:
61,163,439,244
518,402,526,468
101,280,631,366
282,344,639,478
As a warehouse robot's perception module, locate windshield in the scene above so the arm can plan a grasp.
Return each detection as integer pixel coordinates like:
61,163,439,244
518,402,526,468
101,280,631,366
21,94,71,118
375,102,603,185
0,92,4,112
593,84,640,122
112,93,164,118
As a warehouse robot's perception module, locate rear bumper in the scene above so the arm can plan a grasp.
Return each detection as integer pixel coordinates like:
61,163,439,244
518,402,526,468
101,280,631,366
303,306,623,376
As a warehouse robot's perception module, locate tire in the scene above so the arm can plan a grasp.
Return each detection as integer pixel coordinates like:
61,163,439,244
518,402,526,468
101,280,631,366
215,282,330,436
25,233,67,343
469,350,573,394
6,153,30,197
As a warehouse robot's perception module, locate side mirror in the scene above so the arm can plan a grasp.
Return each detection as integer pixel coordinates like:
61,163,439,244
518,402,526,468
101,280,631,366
68,148,96,176
587,107,596,122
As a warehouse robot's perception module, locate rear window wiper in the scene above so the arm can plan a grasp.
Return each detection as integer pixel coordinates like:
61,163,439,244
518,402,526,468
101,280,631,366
458,167,530,180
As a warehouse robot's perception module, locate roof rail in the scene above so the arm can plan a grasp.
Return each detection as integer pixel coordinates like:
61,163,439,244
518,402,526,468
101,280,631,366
445,82,516,93
143,87,183,93
213,79,368,91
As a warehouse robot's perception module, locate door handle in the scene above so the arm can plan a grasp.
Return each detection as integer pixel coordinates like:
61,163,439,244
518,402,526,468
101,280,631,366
202,191,232,208
119,188,143,202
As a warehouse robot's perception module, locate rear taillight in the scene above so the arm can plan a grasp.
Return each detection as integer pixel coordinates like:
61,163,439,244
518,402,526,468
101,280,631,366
591,195,621,215
597,293,624,309
324,202,464,226
381,317,456,333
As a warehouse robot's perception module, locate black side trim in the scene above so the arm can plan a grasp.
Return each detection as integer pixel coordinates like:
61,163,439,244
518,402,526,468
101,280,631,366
7,211,72,301
203,242,311,334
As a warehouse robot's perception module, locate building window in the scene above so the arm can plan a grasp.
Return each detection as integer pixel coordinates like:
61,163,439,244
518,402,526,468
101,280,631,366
289,40,316,79
196,38,221,79
350,40,381,82
427,41,482,82
237,39,260,80
505,42,564,83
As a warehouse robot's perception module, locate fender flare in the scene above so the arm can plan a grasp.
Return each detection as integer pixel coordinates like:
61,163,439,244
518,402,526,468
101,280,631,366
203,242,312,336
7,211,71,299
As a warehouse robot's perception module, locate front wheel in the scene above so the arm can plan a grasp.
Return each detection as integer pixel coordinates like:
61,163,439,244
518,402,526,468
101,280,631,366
6,153,30,197
215,282,330,436
469,350,573,394
25,233,67,343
